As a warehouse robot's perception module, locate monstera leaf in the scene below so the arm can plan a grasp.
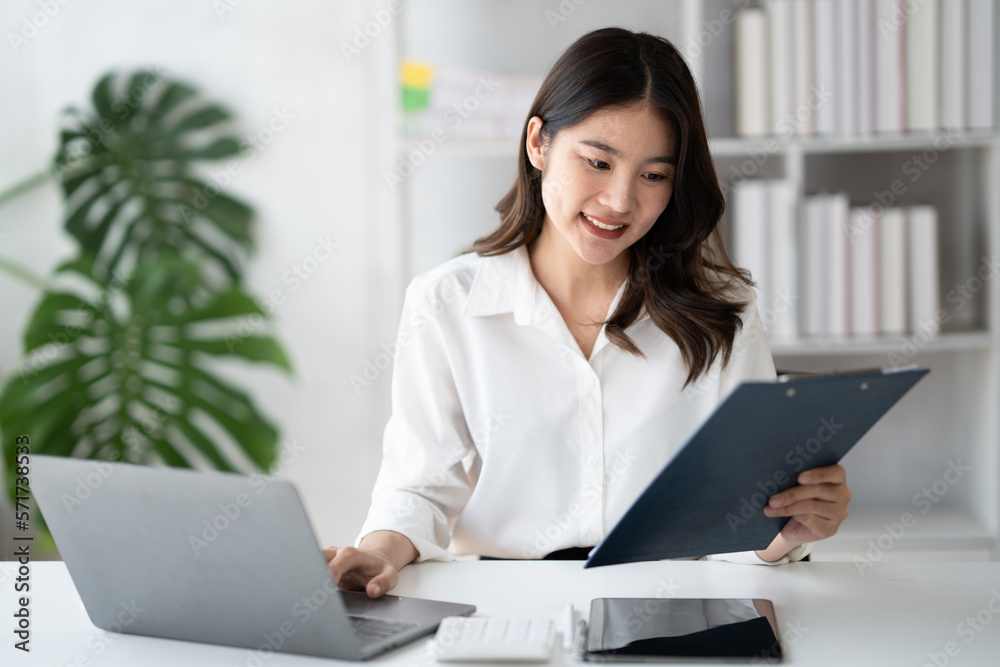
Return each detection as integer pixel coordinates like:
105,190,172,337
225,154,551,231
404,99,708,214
0,253,290,475
0,69,292,521
54,69,251,285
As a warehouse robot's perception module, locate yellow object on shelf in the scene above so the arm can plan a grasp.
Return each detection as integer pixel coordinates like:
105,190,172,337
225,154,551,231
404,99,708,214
401,60,434,112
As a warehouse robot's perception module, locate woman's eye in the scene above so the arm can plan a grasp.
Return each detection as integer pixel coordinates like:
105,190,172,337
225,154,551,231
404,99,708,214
585,158,671,183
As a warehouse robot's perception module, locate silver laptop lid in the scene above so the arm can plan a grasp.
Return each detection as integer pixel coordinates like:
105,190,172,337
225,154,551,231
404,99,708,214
31,455,369,660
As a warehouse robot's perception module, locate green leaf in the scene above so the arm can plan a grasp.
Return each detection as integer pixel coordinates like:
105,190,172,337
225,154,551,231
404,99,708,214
170,106,231,133
122,70,159,124
55,254,97,277
52,70,255,285
175,226,241,281
183,290,264,322
1,255,290,496
59,155,110,198
175,179,253,247
146,436,188,467
151,376,277,471
147,81,197,125
0,355,92,415
91,73,117,125
22,291,95,351
64,178,121,245
169,418,237,471
177,336,292,371
178,136,242,160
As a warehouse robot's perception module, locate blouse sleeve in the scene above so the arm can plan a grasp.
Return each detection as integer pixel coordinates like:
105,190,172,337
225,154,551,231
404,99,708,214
354,277,475,562
702,288,814,565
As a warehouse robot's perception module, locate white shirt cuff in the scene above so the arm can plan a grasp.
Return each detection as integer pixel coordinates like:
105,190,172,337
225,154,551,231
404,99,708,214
705,542,814,565
353,528,456,563
356,491,459,563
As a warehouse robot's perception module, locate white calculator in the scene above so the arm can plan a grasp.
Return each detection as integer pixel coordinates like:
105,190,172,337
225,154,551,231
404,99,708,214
432,616,557,663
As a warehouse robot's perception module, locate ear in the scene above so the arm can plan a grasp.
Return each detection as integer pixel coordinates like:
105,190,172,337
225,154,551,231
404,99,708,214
525,116,546,171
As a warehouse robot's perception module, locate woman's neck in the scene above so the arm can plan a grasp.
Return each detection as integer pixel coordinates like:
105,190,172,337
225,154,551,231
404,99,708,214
526,221,628,307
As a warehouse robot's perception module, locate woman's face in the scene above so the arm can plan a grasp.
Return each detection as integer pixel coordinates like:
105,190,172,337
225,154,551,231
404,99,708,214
526,103,677,268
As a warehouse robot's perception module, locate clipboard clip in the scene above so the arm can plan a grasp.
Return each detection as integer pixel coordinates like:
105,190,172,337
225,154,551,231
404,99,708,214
776,366,886,383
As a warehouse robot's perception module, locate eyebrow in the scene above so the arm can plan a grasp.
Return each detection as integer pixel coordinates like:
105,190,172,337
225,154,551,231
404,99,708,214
578,139,677,166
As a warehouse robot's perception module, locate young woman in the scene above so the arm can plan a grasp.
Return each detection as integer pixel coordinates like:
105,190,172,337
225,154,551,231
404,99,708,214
325,27,850,598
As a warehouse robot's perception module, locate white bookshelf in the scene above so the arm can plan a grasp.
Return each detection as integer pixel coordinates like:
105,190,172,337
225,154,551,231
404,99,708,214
380,0,1000,561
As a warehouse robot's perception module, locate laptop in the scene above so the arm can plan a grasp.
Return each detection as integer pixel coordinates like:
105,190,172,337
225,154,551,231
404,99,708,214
30,454,475,660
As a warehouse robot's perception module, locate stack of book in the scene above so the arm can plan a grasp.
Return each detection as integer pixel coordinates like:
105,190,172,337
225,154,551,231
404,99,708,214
728,180,799,338
734,0,996,137
729,181,941,339
399,60,542,141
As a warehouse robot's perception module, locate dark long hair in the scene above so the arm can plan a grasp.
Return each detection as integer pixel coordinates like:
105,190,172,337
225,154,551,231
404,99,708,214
469,27,752,389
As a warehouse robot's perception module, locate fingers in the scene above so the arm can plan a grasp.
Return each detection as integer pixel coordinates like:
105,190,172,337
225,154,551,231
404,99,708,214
779,516,838,543
766,496,849,523
766,465,851,511
782,514,843,541
365,569,399,599
764,464,851,536
325,546,398,598
327,546,373,586
767,482,851,511
796,464,847,485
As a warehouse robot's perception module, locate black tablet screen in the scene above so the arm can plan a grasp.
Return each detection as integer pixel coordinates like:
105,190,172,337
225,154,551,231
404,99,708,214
584,597,782,663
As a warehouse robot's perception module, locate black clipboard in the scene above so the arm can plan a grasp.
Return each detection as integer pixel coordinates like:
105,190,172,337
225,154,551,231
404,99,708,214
584,366,929,568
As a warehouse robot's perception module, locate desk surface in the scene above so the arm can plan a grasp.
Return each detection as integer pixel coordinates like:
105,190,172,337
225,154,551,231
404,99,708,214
3,560,1000,666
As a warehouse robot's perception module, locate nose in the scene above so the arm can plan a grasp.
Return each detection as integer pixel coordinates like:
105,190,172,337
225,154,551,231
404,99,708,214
599,171,636,214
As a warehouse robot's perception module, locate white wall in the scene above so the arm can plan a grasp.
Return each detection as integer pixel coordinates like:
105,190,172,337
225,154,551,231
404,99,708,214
0,0,402,548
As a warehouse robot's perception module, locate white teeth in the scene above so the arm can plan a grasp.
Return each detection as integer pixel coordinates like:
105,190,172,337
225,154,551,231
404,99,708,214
583,213,625,230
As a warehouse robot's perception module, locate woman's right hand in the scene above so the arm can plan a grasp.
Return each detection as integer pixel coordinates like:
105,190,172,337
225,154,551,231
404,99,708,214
323,546,399,598
323,531,419,598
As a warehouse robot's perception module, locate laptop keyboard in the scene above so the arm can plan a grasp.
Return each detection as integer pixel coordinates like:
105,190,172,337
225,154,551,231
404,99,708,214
349,615,419,643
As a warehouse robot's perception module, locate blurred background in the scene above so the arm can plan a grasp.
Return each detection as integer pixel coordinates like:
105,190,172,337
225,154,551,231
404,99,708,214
0,0,400,550
1,0,997,562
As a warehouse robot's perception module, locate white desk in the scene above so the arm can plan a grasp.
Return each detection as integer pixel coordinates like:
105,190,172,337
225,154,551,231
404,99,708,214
3,560,1000,666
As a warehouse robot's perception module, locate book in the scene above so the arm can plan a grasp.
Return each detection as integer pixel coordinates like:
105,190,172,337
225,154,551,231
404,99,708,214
968,0,997,130
857,0,877,135
768,180,799,339
906,0,939,132
826,193,851,336
801,195,828,335
908,205,941,335
849,206,881,336
766,0,796,136
837,0,859,136
793,0,816,136
875,0,906,133
732,180,771,318
879,207,908,334
814,0,839,136
940,0,967,130
735,8,771,137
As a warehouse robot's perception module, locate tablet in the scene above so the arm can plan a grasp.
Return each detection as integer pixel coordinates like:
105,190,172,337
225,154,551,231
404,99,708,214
583,597,781,663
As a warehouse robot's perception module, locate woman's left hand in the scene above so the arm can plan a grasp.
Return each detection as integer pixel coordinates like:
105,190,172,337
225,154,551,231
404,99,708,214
759,464,852,556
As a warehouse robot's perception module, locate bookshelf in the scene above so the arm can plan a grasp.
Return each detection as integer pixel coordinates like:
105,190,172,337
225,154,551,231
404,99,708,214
380,0,1000,562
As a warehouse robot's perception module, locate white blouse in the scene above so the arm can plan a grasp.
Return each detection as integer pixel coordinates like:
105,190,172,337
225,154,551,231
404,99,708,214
356,245,812,565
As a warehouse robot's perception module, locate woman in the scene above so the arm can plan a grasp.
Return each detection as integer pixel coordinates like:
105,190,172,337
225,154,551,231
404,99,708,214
326,27,850,598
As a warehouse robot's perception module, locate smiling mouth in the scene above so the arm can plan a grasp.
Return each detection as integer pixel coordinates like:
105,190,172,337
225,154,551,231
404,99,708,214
582,213,628,231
